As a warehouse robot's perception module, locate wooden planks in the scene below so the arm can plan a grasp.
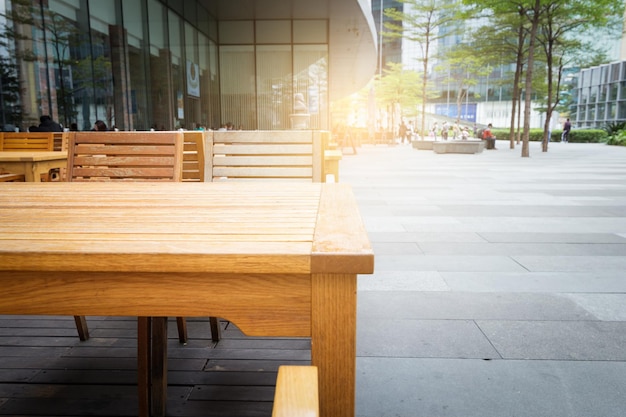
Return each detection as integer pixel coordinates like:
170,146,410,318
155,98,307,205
272,366,319,417
0,315,311,417
0,132,56,151
208,130,324,182
66,131,184,181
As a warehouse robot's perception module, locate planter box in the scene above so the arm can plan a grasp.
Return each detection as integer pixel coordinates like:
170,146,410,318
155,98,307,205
412,139,435,150
432,140,485,154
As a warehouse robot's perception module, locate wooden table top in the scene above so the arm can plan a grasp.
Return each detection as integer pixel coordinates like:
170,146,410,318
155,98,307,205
0,182,373,275
0,151,68,161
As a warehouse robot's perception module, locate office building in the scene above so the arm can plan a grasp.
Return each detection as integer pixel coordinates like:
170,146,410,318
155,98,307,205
0,0,377,132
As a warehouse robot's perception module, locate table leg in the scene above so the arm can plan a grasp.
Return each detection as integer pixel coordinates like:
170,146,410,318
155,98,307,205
137,317,151,417
137,317,168,417
151,317,168,416
24,162,36,182
311,273,357,417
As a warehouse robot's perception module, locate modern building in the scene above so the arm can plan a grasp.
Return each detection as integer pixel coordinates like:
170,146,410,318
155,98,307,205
0,0,377,132
371,0,403,75
574,61,626,128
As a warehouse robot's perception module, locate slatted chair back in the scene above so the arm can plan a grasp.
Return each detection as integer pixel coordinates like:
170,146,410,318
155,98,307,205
66,131,184,182
53,132,70,151
0,132,55,151
181,131,205,182
206,130,324,182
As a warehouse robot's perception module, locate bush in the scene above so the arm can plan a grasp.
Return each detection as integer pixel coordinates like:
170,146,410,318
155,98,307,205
490,128,607,143
606,130,626,146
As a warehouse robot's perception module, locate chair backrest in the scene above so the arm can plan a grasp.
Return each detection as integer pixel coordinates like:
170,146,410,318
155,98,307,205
53,132,70,151
181,131,205,182
66,131,184,182
206,130,323,182
0,132,55,151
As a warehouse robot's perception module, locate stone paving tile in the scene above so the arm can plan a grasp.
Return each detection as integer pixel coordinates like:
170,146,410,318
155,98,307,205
357,292,594,321
441,271,626,293
357,319,499,359
356,358,626,417
476,320,626,360
358,270,449,292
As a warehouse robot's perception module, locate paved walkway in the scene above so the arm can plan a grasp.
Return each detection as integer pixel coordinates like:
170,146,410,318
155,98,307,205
344,140,626,417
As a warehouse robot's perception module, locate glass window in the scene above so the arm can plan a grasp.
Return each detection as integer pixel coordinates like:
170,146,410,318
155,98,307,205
293,20,327,43
198,33,217,129
256,45,292,129
220,45,255,129
620,81,626,100
611,63,621,82
148,0,173,130
607,102,616,120
89,0,116,128
256,20,291,44
597,103,605,120
219,21,254,44
619,102,626,119
169,11,185,128
124,0,149,130
294,45,328,129
148,0,166,54
609,83,618,101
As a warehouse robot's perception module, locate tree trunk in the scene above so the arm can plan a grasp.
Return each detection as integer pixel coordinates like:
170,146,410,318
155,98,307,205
522,0,542,158
509,22,526,150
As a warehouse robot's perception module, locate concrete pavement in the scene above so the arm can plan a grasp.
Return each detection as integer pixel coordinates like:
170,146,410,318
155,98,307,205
344,140,626,417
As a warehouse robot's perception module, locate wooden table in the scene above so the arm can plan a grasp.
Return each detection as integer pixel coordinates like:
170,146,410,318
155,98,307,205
0,182,374,417
0,151,67,182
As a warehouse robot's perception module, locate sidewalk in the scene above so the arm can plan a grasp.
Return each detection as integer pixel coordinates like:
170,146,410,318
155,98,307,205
346,140,626,417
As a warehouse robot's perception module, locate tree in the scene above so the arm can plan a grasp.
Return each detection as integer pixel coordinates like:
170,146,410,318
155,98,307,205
384,0,462,139
437,45,491,124
375,62,423,134
535,0,624,152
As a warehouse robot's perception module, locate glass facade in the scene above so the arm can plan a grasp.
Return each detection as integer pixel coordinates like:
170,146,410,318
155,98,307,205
0,0,329,131
574,61,626,128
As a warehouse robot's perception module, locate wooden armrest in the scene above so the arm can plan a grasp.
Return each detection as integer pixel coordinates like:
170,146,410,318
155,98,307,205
272,366,319,417
324,149,342,161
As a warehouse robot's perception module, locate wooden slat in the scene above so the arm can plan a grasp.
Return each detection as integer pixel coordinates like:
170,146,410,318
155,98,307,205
214,130,314,144
213,155,312,166
67,132,183,182
213,144,314,155
1,132,55,151
213,167,313,178
272,366,319,417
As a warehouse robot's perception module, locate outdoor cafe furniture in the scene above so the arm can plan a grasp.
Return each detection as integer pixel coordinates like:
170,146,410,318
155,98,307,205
0,151,68,182
0,181,374,417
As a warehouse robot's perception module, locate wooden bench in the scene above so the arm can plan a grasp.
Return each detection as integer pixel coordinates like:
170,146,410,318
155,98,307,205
272,366,319,417
205,130,339,182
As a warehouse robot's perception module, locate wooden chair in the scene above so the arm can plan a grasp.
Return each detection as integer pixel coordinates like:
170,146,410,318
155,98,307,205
0,132,55,151
0,172,26,182
272,366,319,417
207,130,325,182
178,131,221,342
66,131,183,181
0,132,68,181
66,130,184,341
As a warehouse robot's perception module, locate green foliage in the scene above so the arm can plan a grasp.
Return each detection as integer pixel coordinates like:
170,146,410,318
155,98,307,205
606,130,626,146
604,121,626,136
492,128,607,143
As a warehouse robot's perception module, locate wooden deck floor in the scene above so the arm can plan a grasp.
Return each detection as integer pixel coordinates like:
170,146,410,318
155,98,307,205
0,316,311,416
